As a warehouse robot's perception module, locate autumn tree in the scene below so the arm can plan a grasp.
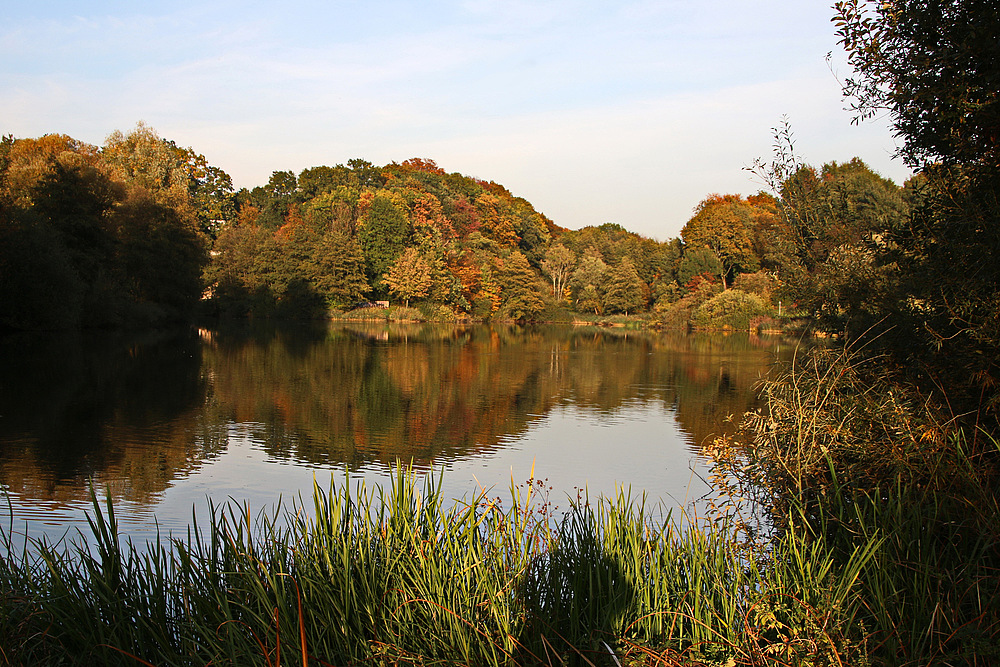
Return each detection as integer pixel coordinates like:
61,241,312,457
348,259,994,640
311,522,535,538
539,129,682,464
541,244,576,301
383,247,432,307
681,194,759,288
307,187,359,235
414,225,465,308
476,193,519,247
102,123,191,215
2,134,100,206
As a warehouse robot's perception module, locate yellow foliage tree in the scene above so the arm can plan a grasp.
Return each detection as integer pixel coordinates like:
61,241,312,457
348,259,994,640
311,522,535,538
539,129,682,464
384,247,432,307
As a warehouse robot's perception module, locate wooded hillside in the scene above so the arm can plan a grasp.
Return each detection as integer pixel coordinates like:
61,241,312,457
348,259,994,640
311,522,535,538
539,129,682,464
1,122,912,331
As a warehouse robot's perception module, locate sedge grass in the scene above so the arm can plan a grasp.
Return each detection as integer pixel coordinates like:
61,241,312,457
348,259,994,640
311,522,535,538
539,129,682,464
0,465,893,667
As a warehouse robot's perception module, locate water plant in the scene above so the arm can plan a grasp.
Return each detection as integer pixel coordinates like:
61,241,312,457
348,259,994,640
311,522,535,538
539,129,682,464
1,464,892,667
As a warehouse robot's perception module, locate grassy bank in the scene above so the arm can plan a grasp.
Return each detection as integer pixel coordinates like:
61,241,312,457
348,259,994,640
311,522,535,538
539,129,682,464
326,291,806,333
0,467,888,667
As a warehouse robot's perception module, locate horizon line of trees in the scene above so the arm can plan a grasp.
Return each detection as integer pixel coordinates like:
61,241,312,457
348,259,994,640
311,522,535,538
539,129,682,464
2,121,918,333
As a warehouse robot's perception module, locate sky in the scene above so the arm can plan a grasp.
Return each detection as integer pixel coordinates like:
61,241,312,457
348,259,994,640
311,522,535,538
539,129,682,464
1,0,910,239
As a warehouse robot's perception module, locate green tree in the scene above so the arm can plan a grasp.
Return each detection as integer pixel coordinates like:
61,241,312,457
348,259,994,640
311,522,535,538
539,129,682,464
31,160,122,288
0,204,85,329
834,0,1000,169
677,247,723,288
346,158,384,189
602,258,645,315
496,251,546,320
569,247,608,311
834,0,1000,421
205,220,275,317
254,170,300,229
112,190,207,318
359,194,410,292
166,141,236,238
298,165,343,198
509,197,551,262
576,285,602,315
309,231,369,309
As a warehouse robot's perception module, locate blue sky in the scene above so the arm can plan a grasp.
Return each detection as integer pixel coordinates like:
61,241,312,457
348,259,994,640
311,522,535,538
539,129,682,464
2,1,909,239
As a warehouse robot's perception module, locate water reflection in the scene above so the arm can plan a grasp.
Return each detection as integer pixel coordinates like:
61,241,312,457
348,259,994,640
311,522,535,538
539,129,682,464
0,329,217,504
0,323,796,540
197,323,782,468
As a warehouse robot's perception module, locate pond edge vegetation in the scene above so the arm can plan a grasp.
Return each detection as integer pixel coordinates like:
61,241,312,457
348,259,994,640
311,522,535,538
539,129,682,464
0,465,904,667
4,0,1000,664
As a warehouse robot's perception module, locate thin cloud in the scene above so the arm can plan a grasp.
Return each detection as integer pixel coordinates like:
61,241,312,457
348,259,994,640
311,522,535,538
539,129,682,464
2,0,910,240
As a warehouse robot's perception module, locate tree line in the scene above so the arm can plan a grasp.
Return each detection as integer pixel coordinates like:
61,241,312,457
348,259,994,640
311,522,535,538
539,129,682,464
1,122,920,332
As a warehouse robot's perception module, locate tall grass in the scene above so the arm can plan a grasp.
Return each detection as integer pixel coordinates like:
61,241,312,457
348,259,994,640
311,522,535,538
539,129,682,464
1,466,892,666
711,341,1000,665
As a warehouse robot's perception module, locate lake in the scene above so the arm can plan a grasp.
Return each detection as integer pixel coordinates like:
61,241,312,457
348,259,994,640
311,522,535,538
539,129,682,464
0,322,796,547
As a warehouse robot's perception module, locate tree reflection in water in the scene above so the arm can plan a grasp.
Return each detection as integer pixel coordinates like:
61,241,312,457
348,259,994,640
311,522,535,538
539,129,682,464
0,322,798,539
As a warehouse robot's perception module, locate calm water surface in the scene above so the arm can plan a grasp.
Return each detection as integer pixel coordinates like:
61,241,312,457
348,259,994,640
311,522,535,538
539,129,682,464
0,323,796,546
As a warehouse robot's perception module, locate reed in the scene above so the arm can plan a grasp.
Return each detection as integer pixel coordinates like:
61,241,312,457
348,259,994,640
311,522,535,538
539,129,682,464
0,466,890,666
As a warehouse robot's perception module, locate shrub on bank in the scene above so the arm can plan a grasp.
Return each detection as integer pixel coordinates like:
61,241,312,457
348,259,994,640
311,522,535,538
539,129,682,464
653,280,720,329
691,290,770,330
417,303,461,322
710,345,1000,664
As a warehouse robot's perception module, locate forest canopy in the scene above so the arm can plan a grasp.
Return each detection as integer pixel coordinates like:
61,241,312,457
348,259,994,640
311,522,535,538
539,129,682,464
2,122,912,333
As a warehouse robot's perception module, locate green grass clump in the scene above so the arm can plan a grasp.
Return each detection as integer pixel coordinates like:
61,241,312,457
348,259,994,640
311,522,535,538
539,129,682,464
0,466,893,667
8,340,996,665
337,305,391,320
387,306,425,322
